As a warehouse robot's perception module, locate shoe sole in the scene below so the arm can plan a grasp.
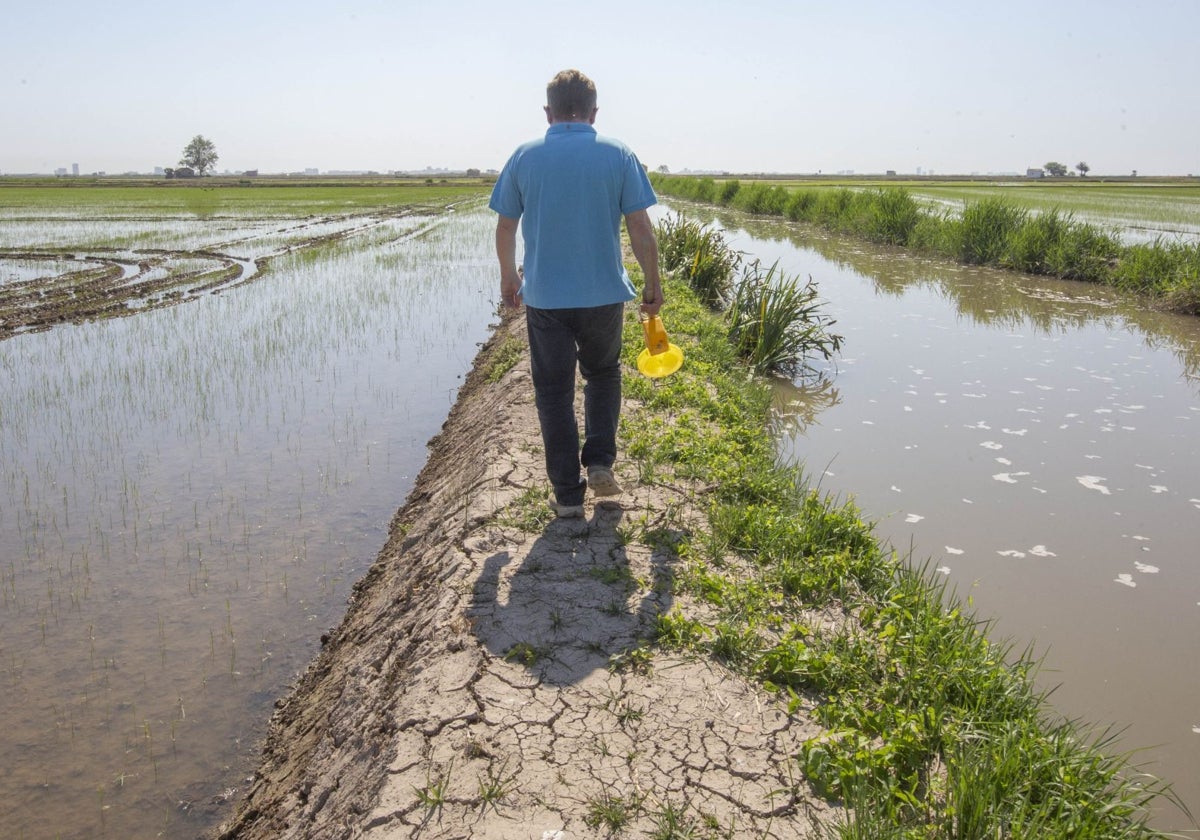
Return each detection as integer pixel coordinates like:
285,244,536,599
588,470,622,497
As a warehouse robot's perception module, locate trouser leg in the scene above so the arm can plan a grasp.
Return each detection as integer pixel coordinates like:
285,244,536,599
526,306,586,506
577,302,625,471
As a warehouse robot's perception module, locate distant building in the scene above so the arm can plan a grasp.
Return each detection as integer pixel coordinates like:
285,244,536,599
55,167,67,176
72,163,79,176
1026,168,1045,178
243,170,258,177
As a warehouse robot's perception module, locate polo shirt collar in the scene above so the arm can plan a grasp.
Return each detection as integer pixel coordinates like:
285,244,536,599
546,122,597,137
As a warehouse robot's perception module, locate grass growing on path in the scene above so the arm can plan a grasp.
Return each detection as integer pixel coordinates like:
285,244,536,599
619,272,1189,837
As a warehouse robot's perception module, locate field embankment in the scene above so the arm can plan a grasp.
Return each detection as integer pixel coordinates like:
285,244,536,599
650,174,1200,315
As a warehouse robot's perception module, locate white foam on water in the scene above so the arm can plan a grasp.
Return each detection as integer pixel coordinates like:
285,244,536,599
963,393,986,399
1114,574,1137,588
862,420,875,425
945,547,964,555
994,472,1029,484
998,550,1026,558
996,457,1012,466
1190,498,1200,510
1150,485,1168,494
904,406,913,412
1029,545,1057,557
981,441,1003,450
1077,476,1111,495
1085,454,1103,460
905,513,925,523
936,566,951,575
1002,428,1028,436
1135,562,1160,574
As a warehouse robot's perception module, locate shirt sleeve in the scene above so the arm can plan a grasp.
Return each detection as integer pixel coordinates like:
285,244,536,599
619,152,657,215
488,155,523,218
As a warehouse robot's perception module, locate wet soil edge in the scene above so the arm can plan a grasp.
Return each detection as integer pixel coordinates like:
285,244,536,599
215,309,521,839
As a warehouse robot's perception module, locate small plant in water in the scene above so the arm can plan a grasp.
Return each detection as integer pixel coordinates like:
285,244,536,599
727,259,843,376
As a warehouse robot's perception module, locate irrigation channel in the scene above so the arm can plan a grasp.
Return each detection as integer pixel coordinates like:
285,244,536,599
652,202,1200,832
0,204,499,838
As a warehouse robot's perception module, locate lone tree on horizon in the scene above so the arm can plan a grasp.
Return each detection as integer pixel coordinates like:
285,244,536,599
1076,161,1090,177
1044,161,1068,177
180,135,219,176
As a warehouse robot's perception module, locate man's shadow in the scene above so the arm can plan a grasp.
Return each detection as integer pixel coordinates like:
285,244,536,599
469,503,680,686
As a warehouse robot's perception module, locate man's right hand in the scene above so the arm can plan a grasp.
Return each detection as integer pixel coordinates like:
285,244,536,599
640,282,664,318
501,269,523,309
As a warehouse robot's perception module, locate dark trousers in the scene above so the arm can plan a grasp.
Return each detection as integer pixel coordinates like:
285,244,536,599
525,303,624,506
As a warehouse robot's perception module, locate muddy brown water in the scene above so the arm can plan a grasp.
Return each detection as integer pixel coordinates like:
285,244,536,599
662,205,1199,831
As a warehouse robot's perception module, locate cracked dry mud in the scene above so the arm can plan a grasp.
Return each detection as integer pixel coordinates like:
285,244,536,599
218,310,840,839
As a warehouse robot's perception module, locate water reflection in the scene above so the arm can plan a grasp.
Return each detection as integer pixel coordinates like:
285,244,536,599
658,202,1200,831
669,204,1200,386
0,207,499,839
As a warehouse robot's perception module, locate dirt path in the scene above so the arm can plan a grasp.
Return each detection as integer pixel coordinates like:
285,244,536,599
216,310,839,839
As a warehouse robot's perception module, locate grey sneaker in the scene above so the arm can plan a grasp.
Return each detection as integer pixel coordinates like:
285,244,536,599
551,501,585,519
587,466,622,497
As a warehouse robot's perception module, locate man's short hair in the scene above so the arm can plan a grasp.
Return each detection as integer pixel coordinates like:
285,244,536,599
546,69,597,120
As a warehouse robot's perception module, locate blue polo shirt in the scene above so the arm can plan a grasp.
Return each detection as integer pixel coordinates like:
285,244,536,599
489,122,657,309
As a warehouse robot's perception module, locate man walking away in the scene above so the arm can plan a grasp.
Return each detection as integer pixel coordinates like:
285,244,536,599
490,68,663,518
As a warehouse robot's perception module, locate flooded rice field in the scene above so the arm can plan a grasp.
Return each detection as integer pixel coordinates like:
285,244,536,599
669,205,1199,831
905,184,1200,245
0,200,498,838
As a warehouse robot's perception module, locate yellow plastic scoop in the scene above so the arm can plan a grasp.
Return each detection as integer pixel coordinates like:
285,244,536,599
636,314,684,378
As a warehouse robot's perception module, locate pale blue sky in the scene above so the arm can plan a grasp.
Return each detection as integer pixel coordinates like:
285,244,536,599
5,0,1197,176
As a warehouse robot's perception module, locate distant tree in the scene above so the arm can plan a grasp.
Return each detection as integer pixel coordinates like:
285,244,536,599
465,168,481,177
180,135,219,176
1076,161,1090,177
1044,161,1068,177
656,164,670,174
